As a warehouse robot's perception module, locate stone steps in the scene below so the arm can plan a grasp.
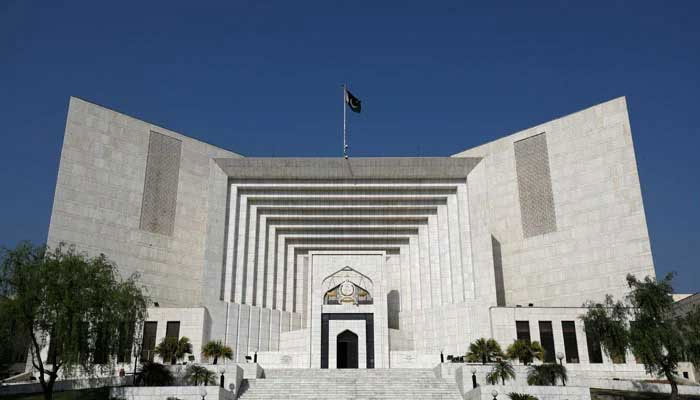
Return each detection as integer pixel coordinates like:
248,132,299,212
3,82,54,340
237,368,462,399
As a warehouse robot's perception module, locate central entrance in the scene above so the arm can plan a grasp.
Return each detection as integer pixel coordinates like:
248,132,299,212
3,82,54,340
336,330,359,368
320,313,374,368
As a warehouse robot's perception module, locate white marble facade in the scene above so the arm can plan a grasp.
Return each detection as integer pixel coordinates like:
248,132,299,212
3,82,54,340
45,96,656,372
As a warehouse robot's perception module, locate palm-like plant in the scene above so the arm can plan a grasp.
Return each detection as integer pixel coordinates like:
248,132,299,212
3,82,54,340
526,363,567,386
184,364,217,386
506,340,545,365
466,338,503,364
508,393,538,400
201,340,233,365
137,361,174,386
486,358,516,385
155,336,193,365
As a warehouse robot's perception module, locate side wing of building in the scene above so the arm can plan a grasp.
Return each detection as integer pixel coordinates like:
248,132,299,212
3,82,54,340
47,97,242,307
452,96,655,307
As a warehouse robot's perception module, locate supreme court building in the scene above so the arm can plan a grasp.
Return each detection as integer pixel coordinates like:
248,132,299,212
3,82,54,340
46,96,657,372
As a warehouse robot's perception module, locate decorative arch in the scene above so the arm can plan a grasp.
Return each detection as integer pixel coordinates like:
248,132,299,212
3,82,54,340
322,266,373,305
324,281,373,305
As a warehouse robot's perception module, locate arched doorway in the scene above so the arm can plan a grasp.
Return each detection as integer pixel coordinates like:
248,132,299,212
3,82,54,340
336,330,358,369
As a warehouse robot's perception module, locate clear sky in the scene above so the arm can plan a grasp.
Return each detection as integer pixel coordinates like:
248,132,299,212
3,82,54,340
1,1,698,293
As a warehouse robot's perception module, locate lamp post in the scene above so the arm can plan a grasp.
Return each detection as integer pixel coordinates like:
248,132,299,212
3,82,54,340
556,352,566,386
491,389,498,400
199,386,207,400
219,367,226,388
471,367,478,389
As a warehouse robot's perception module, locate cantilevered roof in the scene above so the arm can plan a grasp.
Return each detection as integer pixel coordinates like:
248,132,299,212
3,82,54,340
213,157,482,180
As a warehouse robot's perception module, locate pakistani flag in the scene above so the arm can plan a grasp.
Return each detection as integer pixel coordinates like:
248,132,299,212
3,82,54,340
345,89,361,113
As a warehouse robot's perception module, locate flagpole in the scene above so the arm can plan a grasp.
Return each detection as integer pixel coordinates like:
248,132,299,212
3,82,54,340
343,84,348,159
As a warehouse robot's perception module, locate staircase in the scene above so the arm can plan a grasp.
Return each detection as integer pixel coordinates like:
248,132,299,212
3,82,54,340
237,368,463,399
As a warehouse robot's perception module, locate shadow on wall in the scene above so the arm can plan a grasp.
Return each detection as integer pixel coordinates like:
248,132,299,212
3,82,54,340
387,290,400,329
492,236,505,307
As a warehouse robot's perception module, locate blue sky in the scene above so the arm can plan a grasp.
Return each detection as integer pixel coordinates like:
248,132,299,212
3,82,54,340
1,1,698,293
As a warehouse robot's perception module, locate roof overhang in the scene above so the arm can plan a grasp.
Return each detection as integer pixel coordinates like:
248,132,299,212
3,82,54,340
213,157,482,180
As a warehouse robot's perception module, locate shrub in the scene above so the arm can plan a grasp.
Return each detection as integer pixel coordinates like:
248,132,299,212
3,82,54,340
201,340,233,365
526,363,567,386
184,364,217,386
466,338,503,364
508,393,538,400
137,362,174,386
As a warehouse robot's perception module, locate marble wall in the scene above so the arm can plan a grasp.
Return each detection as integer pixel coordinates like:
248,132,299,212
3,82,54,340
453,96,655,307
47,97,241,307
46,96,657,369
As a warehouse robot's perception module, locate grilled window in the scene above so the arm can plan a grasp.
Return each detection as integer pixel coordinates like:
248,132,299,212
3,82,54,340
584,322,603,363
562,321,580,363
141,321,158,362
539,321,556,363
166,321,180,339
516,321,531,343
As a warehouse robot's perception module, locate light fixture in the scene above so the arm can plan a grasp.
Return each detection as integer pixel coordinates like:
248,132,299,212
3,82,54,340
556,352,565,364
199,386,207,400
491,389,498,400
556,352,566,386
471,367,478,389
219,367,226,388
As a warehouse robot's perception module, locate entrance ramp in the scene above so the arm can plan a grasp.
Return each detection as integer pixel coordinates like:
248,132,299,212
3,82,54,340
238,368,462,399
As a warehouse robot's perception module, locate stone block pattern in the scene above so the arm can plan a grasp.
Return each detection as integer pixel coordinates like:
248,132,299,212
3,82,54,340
453,96,656,307
139,131,181,236
215,171,498,357
47,97,242,307
514,132,557,237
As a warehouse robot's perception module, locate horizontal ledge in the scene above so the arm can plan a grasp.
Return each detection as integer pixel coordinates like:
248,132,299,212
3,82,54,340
215,157,482,179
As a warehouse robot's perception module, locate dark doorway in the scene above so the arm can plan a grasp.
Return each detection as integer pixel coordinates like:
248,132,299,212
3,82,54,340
321,313,374,369
336,330,359,369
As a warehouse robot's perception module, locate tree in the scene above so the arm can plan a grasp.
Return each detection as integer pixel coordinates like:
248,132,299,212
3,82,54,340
580,295,629,363
680,307,700,367
486,358,516,385
0,242,149,400
136,361,174,386
155,336,192,365
183,364,216,386
581,273,700,400
526,363,567,386
201,340,233,365
0,297,15,376
466,338,503,364
506,340,545,365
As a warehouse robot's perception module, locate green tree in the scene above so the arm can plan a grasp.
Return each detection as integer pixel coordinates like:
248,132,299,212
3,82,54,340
200,340,233,365
466,338,503,364
155,336,192,365
183,364,216,386
0,242,149,400
137,361,174,386
581,295,629,363
0,297,14,376
486,358,516,385
581,273,700,400
506,340,545,365
526,363,567,386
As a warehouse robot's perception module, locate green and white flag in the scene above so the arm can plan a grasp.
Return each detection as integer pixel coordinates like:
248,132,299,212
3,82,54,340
345,89,361,113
